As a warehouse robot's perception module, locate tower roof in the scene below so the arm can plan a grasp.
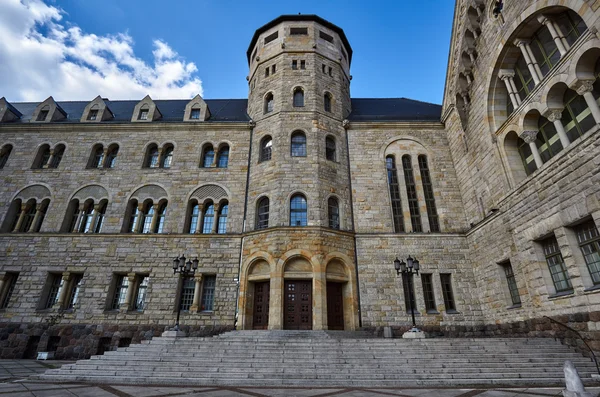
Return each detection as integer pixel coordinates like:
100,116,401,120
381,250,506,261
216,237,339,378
246,14,353,65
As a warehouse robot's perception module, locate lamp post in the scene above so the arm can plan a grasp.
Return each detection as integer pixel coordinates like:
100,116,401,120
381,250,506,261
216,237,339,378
172,254,199,331
394,256,420,332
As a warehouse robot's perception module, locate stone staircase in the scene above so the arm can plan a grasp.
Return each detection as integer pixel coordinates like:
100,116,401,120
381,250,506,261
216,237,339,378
35,330,599,387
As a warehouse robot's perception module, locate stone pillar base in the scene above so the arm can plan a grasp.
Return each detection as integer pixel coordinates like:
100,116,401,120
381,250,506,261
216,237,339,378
162,330,186,338
383,326,393,338
402,328,425,339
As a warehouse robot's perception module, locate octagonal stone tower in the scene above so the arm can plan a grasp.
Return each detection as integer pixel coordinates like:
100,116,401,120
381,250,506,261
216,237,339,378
239,15,359,331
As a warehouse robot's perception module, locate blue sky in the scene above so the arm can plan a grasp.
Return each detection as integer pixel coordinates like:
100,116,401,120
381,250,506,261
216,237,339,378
1,0,455,104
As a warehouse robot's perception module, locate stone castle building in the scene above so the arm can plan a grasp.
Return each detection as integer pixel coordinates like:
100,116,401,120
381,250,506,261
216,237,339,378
1,1,600,359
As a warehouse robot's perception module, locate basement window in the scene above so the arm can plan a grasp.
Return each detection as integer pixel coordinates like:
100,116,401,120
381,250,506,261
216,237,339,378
264,31,278,45
319,31,334,43
290,27,308,35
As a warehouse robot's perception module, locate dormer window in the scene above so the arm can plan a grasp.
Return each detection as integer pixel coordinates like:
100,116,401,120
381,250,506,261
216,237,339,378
139,109,149,120
37,109,48,121
190,108,201,120
88,109,98,121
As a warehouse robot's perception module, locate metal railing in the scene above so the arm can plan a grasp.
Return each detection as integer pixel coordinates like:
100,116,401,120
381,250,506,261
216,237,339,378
544,315,600,375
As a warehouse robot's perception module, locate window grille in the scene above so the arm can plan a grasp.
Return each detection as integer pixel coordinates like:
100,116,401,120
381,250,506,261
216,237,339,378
290,195,307,226
542,236,572,293
201,276,216,311
180,277,195,311
421,274,436,312
576,221,600,285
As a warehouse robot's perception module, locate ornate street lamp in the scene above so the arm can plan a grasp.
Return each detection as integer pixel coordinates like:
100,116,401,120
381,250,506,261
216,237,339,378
394,256,420,332
172,254,199,331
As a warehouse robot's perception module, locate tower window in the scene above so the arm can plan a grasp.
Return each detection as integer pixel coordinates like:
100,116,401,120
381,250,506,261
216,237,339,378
290,194,307,226
300,60,306,70
256,197,269,230
324,93,332,113
260,136,272,162
293,88,304,107
292,60,298,70
319,31,334,43
290,27,308,35
264,31,278,45
325,136,336,161
291,131,306,157
264,93,274,114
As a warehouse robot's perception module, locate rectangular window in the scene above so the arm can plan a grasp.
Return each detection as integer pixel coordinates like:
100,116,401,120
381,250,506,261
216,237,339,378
271,65,276,74
67,274,83,309
264,31,278,45
421,274,436,313
87,109,98,121
440,274,456,312
542,236,572,293
300,60,306,70
179,277,195,311
134,276,149,311
111,275,129,310
402,156,422,232
290,27,308,35
265,67,269,77
138,109,149,120
322,64,326,74
45,274,63,309
292,60,298,70
401,273,416,313
201,276,216,311
501,262,521,306
328,66,332,77
0,273,18,309
319,31,334,43
190,108,200,120
576,220,600,285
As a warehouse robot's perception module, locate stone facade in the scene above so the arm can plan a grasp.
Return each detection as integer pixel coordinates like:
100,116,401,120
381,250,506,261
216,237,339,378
1,5,600,359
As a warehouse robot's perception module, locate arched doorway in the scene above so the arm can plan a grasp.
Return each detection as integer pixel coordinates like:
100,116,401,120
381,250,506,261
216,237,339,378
283,257,313,330
326,259,350,330
247,260,270,330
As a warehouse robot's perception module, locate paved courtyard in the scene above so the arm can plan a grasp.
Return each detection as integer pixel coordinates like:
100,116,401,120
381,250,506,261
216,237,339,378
1,360,599,397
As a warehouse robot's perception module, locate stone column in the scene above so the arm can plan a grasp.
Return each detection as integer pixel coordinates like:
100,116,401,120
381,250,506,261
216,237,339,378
537,15,568,56
195,204,205,234
89,204,102,233
514,39,542,84
121,273,137,312
521,130,543,168
43,150,55,169
544,109,570,148
268,269,283,330
574,80,600,124
412,156,430,233
211,203,220,234
467,48,476,64
499,69,520,108
156,146,164,168
13,204,28,232
133,203,144,233
71,203,85,233
54,272,71,309
28,203,44,233
101,148,109,168
149,203,160,233
190,274,203,313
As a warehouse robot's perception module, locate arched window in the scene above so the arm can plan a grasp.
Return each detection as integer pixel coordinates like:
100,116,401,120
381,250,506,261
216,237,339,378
293,87,304,107
328,197,340,229
156,202,167,233
49,144,65,168
290,194,307,226
161,145,174,168
188,202,200,233
418,155,440,232
386,156,404,233
217,145,229,168
105,144,119,168
517,136,537,176
33,144,51,169
513,56,535,104
89,145,104,168
0,145,13,169
536,116,563,163
94,201,107,233
126,200,140,233
79,200,95,233
144,144,159,168
69,199,107,233
402,155,422,232
256,197,269,230
8,199,50,232
260,136,272,162
202,203,215,234
562,89,595,142
141,202,155,233
201,145,214,168
21,201,38,232
291,131,306,157
217,203,228,234
325,136,336,161
264,93,274,114
324,93,332,112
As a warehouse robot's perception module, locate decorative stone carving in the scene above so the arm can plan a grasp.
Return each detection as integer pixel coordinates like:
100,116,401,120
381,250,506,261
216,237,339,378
545,109,563,123
573,80,595,96
248,119,256,128
520,130,538,144
342,119,350,129
498,69,515,80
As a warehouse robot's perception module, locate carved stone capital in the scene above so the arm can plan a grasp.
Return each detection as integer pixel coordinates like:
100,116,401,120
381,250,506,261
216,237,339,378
342,119,350,129
513,38,530,47
466,48,476,55
572,80,595,95
544,109,563,122
536,14,551,26
498,69,515,80
520,130,538,144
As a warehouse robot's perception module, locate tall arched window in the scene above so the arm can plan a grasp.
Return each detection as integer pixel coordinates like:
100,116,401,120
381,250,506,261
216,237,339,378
33,144,51,169
517,137,537,176
105,144,119,168
0,144,13,169
290,194,307,226
156,202,167,233
89,145,104,168
202,203,215,234
79,200,95,233
161,145,174,168
141,202,155,233
6,199,50,232
325,136,336,161
264,93,274,114
256,197,269,230
94,201,107,233
402,155,422,232
217,203,228,234
386,156,404,233
291,131,306,157
145,144,159,168
418,155,440,232
217,145,229,168
562,89,595,142
124,199,168,234
188,202,200,233
201,145,214,168
293,87,304,107
536,116,563,163
328,197,340,229
260,136,272,162
49,144,65,168
69,199,107,233
324,93,332,112
126,200,140,233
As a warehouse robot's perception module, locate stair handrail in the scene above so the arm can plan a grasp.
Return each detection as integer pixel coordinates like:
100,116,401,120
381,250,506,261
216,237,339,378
543,315,600,375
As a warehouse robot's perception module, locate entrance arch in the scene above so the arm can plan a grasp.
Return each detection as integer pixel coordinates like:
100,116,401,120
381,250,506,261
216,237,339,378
283,256,313,330
326,259,350,330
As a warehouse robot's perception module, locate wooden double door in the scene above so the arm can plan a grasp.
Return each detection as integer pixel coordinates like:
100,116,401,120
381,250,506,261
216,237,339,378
327,282,344,330
284,280,312,330
252,281,270,329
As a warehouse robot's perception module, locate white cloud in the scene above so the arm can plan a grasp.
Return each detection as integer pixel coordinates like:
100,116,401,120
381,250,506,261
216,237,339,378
0,0,203,101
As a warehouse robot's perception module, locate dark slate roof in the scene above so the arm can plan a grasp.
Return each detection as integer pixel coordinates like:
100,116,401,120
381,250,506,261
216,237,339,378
8,99,251,123
1,99,23,118
348,98,442,122
247,14,353,65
